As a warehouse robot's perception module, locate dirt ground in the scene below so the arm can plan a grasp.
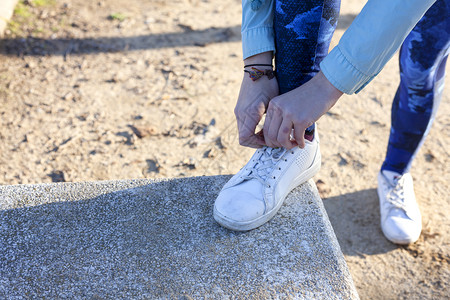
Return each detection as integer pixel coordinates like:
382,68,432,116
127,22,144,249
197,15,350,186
0,0,448,299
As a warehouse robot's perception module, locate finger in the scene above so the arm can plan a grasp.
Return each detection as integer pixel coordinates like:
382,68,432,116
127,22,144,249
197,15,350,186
239,115,265,148
277,118,296,149
293,123,306,149
243,126,266,148
264,104,283,148
246,136,266,148
262,108,272,146
255,129,267,146
263,106,272,134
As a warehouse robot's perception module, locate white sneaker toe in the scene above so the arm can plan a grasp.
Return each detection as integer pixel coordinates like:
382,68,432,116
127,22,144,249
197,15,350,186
213,133,321,231
214,189,265,225
382,215,421,245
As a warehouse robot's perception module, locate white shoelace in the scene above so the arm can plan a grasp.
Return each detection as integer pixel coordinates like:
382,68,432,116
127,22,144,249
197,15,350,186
243,147,287,187
383,174,408,211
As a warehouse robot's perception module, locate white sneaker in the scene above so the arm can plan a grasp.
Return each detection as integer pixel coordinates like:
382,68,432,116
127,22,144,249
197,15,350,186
377,170,422,244
214,134,321,231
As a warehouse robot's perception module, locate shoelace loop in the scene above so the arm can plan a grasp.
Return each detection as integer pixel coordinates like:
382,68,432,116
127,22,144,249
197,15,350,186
385,175,408,211
242,147,287,187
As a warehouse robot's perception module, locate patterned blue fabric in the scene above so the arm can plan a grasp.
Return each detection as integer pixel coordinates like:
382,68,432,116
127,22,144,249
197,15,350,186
382,0,450,174
273,0,340,133
273,0,341,94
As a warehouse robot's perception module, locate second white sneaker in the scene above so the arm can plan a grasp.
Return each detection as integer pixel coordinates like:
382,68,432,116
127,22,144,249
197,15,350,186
213,134,321,231
377,170,422,244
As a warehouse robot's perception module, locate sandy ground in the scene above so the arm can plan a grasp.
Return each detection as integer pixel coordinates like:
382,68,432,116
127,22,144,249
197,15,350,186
0,0,448,299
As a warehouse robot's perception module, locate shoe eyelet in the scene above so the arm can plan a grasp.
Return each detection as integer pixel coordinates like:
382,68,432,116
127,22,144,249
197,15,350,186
278,167,281,170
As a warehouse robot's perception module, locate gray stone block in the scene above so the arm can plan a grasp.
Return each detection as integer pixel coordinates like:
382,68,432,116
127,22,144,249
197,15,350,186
0,176,359,299
0,0,18,36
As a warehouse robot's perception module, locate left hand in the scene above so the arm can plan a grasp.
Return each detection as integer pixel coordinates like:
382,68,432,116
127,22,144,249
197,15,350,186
263,71,343,149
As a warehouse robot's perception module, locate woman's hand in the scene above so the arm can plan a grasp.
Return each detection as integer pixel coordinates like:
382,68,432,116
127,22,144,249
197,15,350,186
234,52,279,148
263,71,343,149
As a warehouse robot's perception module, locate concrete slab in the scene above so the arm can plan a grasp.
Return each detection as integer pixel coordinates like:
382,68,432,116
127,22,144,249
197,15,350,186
0,0,18,36
0,176,359,299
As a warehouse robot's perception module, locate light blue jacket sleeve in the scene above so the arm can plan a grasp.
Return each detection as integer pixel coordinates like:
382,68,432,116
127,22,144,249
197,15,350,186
320,0,437,94
242,0,437,94
241,0,275,59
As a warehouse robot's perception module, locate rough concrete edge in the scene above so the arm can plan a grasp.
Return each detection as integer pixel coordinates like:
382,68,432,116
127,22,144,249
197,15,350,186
308,180,361,299
0,176,359,298
0,0,19,37
0,176,229,210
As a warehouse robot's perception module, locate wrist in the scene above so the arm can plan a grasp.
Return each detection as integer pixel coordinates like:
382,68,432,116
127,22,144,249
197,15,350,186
315,71,343,100
244,51,273,66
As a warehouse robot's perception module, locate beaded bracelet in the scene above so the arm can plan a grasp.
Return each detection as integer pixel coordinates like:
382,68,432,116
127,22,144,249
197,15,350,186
244,67,275,81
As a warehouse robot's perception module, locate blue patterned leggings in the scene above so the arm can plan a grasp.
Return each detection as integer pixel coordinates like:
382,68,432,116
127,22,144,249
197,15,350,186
274,0,340,94
381,0,450,174
273,0,449,174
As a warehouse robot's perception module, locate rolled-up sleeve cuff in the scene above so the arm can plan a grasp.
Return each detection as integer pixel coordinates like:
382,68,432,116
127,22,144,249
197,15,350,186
242,26,275,60
320,46,376,94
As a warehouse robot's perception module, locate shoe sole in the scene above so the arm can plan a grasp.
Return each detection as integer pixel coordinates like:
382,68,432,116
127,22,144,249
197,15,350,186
214,147,321,231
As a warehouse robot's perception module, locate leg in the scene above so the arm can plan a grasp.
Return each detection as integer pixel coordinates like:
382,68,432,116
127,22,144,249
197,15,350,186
378,0,450,244
382,0,450,174
213,0,341,231
273,0,340,137
273,0,341,94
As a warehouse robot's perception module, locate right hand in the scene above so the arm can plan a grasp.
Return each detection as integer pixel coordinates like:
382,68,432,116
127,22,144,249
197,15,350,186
234,53,279,148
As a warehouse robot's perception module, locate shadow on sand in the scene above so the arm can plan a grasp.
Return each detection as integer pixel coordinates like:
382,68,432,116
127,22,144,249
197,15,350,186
323,188,398,257
0,25,241,57
0,12,357,57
